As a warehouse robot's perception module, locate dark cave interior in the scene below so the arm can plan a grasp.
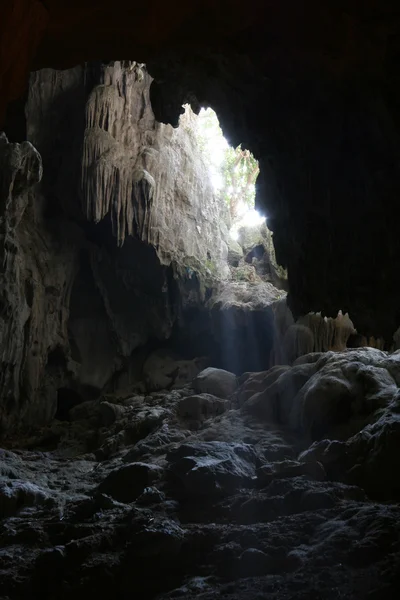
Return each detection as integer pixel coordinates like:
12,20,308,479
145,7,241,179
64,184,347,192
2,1,400,599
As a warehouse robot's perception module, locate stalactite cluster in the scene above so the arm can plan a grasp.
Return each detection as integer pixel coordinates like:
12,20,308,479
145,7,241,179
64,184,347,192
82,62,155,245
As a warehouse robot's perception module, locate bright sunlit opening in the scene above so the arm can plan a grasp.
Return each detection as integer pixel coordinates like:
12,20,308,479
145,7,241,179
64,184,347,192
240,208,266,228
187,105,265,239
197,107,229,192
230,209,266,240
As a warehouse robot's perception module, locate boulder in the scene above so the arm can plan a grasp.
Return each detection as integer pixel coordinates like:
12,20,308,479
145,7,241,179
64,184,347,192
242,363,317,424
239,548,271,577
99,401,126,426
123,423,190,460
193,367,238,399
143,349,206,391
256,459,326,488
167,441,257,496
0,480,51,518
177,393,228,422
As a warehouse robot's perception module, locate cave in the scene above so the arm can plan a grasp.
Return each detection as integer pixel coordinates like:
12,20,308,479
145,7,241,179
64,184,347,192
1,2,400,599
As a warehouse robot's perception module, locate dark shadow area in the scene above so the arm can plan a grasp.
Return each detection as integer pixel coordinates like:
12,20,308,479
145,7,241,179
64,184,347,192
55,387,84,421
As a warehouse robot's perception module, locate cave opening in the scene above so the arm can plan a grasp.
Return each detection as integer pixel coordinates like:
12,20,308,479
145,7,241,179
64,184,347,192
187,105,265,238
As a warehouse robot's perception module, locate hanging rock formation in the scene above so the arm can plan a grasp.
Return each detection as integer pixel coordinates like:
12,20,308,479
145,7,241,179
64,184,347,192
0,61,234,434
81,61,230,271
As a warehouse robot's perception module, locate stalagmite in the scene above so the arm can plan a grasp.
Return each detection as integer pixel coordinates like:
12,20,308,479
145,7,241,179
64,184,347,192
271,298,358,365
297,310,356,353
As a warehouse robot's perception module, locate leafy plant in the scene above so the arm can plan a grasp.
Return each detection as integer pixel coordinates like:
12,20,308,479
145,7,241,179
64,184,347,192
220,145,259,223
194,108,260,223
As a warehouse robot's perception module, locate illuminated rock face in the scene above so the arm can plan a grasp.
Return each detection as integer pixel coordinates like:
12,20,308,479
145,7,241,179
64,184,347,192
0,61,232,432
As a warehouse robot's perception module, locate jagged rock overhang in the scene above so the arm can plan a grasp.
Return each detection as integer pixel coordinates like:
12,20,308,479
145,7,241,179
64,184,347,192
2,1,400,339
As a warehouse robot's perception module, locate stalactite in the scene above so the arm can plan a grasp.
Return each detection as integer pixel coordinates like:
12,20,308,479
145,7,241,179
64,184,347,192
81,61,155,246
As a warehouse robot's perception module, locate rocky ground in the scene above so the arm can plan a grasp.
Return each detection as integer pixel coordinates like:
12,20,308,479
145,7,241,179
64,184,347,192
2,348,400,599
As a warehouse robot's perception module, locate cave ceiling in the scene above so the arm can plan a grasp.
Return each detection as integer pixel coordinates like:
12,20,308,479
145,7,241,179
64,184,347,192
2,0,400,338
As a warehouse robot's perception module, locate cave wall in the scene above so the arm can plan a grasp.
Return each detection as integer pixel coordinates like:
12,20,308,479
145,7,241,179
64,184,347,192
0,134,82,432
2,1,400,341
0,61,229,434
148,46,400,341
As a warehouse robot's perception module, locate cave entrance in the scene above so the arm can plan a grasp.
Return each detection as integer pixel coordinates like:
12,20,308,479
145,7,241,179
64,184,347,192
182,106,265,238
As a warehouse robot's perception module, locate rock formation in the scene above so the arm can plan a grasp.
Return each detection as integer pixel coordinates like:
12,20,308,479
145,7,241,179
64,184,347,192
1,350,400,598
3,1,400,340
1,58,293,434
1,4,400,599
271,298,359,365
0,61,239,433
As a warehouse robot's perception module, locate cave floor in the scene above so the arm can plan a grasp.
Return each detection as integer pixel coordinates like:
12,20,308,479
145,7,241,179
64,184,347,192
1,350,400,599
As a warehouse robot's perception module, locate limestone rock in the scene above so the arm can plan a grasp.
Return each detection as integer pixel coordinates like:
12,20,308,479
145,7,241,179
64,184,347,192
2,351,400,598
193,367,238,399
271,298,358,366
0,480,50,518
0,60,237,432
236,222,287,288
283,324,314,365
167,441,257,496
239,548,271,577
143,349,205,392
98,401,126,426
242,362,317,423
211,281,282,311
177,393,228,422
128,516,185,558
256,459,326,487
227,237,243,266
81,62,230,279
123,423,189,460
237,366,290,406
242,348,398,446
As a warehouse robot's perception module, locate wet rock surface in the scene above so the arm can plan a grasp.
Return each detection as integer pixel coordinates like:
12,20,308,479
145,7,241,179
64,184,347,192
1,349,400,599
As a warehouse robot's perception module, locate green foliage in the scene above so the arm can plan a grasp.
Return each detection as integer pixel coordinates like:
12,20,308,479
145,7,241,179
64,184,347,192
205,258,217,274
220,145,259,222
195,108,259,223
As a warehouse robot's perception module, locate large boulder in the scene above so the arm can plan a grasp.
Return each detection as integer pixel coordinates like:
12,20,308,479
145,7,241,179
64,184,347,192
193,367,238,399
167,441,257,497
242,363,317,423
143,349,206,391
242,348,398,444
177,393,228,423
